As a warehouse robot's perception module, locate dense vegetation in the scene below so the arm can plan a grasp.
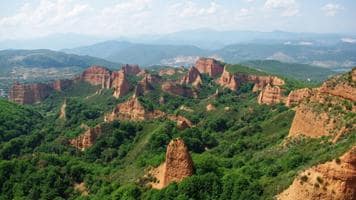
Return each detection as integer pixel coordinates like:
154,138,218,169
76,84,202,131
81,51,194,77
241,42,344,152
0,67,354,200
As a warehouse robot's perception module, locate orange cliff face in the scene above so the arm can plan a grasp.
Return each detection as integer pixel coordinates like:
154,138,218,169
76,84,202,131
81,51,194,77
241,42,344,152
69,125,102,151
277,146,356,200
111,70,131,98
150,138,194,189
217,68,240,91
285,88,313,107
180,66,203,87
249,75,285,92
105,96,151,121
257,84,284,105
195,57,224,78
81,65,111,86
9,82,53,104
288,103,336,138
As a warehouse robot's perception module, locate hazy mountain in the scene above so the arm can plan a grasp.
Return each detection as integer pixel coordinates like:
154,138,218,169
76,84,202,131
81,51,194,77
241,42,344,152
2,29,356,50
0,49,120,73
63,41,209,66
63,39,356,70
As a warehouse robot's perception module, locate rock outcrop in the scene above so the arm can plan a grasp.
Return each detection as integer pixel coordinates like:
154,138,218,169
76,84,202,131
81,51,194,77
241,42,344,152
218,68,239,91
180,67,203,87
320,82,356,102
9,82,53,104
286,88,313,107
161,82,194,97
195,58,224,78
111,70,131,98
69,125,102,151
257,84,284,105
352,68,356,82
278,146,356,200
249,75,285,92
121,64,142,76
81,66,111,86
150,138,194,189
288,104,335,138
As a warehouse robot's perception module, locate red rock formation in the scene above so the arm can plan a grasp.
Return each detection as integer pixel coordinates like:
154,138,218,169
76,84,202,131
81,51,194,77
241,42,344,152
286,88,312,107
69,125,102,151
105,96,165,121
105,96,148,121
111,70,131,98
319,82,356,102
248,75,285,92
81,66,111,86
352,68,356,82
257,84,284,105
180,67,203,87
122,64,142,75
217,68,240,90
195,57,224,78
9,82,53,104
51,79,73,91
150,138,194,189
288,104,335,138
161,82,194,97
278,146,356,200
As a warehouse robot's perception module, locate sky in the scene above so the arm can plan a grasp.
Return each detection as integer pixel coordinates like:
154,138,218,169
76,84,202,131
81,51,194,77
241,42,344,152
0,0,355,40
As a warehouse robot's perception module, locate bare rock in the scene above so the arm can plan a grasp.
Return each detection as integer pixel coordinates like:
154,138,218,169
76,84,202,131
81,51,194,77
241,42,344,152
69,125,102,151
150,138,194,189
195,57,224,78
257,84,284,105
111,70,131,98
206,103,216,111
286,88,313,107
81,65,111,86
278,146,356,200
180,66,203,87
9,82,53,104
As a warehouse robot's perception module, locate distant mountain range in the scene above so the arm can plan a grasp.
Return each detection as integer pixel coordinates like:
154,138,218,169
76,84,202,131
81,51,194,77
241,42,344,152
62,39,356,71
2,29,356,50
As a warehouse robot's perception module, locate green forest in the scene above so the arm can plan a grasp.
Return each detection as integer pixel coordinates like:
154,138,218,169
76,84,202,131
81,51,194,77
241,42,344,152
0,64,355,200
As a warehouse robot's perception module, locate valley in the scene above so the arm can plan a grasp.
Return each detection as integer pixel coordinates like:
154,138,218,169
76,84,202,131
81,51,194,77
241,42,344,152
1,57,355,199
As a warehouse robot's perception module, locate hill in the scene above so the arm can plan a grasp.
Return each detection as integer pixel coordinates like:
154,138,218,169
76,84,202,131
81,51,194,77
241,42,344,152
241,60,336,82
63,41,208,66
0,59,354,199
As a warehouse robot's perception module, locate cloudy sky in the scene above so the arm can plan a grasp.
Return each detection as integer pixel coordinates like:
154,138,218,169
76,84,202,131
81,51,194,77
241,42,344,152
0,0,355,40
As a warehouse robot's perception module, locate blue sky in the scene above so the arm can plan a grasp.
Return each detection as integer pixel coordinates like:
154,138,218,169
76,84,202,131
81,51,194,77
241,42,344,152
0,0,355,40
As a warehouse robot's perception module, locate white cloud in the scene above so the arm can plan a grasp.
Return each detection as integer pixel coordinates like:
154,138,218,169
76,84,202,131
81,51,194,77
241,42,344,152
0,0,91,38
264,0,299,16
172,1,220,18
341,38,356,44
321,3,344,16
